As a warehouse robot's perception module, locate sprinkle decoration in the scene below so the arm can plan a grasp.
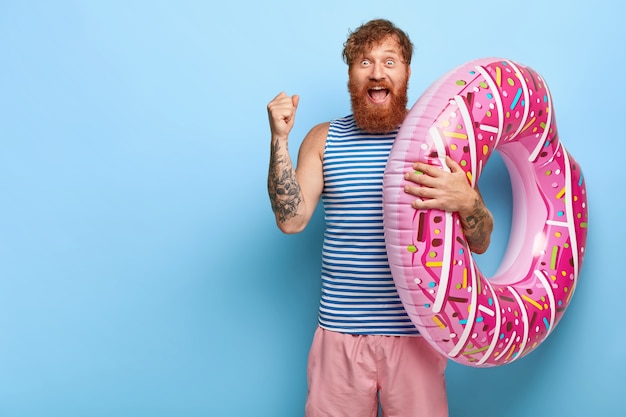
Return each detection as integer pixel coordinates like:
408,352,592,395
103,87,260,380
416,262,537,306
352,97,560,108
383,58,588,367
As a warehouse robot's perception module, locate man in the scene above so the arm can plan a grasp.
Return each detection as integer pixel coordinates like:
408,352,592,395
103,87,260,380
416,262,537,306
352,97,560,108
266,19,493,417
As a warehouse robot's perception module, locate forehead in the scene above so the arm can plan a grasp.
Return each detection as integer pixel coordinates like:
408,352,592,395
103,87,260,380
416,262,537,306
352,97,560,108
361,36,402,56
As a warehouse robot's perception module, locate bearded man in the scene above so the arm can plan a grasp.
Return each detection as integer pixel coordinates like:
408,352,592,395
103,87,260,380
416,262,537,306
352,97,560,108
266,19,493,417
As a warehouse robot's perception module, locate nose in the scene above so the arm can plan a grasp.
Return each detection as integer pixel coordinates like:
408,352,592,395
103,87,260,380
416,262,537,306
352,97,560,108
370,61,386,80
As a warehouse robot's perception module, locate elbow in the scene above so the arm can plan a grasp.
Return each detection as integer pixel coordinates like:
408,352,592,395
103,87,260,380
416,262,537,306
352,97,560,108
472,240,490,255
276,220,307,234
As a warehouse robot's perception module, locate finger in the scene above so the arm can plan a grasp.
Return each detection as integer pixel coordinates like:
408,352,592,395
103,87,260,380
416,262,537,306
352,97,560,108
404,170,436,188
411,198,446,211
411,161,445,177
292,94,300,109
404,182,437,199
269,96,296,122
445,155,463,173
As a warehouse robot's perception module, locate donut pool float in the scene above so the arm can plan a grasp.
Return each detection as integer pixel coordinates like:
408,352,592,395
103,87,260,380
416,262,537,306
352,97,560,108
383,58,588,367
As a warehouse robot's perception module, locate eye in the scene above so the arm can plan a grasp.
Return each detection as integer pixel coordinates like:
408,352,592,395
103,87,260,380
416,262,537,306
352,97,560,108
386,59,395,66
361,59,371,66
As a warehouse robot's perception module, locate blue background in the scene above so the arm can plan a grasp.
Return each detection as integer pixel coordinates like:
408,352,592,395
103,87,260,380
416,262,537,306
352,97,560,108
1,1,623,416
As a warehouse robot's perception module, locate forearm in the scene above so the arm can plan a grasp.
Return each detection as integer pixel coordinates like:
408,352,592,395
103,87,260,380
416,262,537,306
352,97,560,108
267,138,306,232
458,194,493,254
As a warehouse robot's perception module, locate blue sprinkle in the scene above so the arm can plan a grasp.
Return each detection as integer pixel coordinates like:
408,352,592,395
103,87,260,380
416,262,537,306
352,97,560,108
557,211,564,217
543,317,550,330
429,281,436,288
510,87,522,110
488,297,493,306
476,317,484,323
459,319,468,325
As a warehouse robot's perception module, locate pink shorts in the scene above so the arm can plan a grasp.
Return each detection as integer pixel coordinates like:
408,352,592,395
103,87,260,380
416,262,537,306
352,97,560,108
305,327,448,417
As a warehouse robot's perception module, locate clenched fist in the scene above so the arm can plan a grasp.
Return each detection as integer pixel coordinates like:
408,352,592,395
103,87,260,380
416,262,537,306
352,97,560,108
267,92,300,141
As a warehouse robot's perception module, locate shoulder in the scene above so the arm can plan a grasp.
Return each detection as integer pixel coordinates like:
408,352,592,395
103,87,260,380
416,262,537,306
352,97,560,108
299,121,329,157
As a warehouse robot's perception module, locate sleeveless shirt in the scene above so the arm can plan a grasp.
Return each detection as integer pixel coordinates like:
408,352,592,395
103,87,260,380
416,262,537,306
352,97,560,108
318,115,419,335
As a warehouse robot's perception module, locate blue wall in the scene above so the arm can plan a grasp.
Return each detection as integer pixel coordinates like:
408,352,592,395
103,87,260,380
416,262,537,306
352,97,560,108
1,1,622,416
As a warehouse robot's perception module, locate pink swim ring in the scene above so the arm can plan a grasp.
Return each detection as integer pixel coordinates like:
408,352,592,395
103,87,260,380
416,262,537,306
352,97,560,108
383,58,588,367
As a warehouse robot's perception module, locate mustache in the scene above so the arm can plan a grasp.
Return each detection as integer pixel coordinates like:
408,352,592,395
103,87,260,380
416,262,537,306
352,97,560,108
364,80,393,90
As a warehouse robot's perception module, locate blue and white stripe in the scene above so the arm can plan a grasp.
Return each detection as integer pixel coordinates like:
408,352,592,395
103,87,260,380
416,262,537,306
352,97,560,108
318,115,419,335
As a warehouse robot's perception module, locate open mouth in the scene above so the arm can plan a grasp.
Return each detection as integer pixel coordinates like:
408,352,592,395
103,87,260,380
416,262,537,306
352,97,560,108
368,86,390,103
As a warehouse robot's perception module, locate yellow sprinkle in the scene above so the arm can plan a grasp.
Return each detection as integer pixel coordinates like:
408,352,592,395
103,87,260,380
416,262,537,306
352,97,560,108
432,315,446,329
522,295,543,310
426,261,443,267
521,116,536,133
505,344,516,360
463,345,490,355
556,187,566,199
443,131,468,139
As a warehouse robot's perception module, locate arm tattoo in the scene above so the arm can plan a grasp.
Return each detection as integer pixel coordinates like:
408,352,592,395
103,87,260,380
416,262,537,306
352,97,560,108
461,198,491,253
268,140,302,223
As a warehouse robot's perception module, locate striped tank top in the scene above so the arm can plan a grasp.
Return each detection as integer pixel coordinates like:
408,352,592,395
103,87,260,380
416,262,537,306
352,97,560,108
318,115,419,335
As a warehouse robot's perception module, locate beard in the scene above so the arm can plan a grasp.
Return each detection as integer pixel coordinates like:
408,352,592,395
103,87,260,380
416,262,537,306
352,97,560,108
348,78,409,134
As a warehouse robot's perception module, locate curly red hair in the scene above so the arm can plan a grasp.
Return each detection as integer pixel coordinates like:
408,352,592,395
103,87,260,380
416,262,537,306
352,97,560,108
342,19,413,67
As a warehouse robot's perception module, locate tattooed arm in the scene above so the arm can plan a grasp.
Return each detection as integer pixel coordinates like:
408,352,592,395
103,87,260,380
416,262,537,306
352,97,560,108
267,92,326,234
457,188,493,254
403,156,494,254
